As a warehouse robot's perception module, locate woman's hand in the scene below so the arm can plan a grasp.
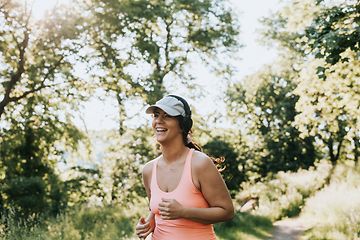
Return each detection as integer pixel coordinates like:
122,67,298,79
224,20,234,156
135,213,155,239
158,198,184,220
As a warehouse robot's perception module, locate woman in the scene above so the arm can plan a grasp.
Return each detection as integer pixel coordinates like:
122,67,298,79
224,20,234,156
135,95,234,240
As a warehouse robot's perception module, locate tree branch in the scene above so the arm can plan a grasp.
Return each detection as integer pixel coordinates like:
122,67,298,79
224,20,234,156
0,0,11,10
9,55,65,103
0,26,29,117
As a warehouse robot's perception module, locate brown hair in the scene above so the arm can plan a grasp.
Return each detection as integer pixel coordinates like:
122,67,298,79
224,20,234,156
175,115,225,171
168,95,225,171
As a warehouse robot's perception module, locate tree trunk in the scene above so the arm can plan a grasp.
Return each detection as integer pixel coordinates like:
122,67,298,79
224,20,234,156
354,136,359,166
324,135,343,185
116,93,126,136
326,135,343,166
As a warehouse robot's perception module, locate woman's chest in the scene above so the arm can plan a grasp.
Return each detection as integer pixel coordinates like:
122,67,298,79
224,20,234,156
156,164,184,193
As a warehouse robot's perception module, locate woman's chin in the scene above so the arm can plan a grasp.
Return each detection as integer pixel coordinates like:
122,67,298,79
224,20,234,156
155,135,166,143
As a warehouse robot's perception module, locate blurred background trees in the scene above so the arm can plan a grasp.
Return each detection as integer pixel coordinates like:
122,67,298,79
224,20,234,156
0,0,359,239
86,0,239,135
0,0,88,218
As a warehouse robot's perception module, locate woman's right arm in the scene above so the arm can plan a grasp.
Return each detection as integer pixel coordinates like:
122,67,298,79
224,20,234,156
135,161,155,239
142,161,153,200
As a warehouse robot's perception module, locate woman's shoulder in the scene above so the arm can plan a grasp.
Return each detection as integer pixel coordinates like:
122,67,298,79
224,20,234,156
142,156,160,175
191,150,215,170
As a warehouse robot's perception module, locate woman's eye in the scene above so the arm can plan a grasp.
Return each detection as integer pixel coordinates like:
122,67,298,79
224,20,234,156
152,112,172,119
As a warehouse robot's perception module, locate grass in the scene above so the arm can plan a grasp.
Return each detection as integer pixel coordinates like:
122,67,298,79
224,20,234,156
236,160,332,221
300,163,360,240
0,204,140,240
233,161,360,240
215,212,273,240
2,161,358,240
1,206,273,240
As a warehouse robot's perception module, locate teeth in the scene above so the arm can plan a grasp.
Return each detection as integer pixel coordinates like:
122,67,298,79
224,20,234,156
156,128,167,132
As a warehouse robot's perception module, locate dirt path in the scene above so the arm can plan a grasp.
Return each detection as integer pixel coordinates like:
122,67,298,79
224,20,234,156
272,217,308,240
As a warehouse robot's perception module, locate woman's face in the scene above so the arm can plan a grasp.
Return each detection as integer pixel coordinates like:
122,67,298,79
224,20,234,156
151,108,182,143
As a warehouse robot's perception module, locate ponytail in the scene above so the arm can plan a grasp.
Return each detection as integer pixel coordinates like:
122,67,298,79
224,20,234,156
176,116,225,172
185,139,202,152
170,97,225,172
185,136,225,172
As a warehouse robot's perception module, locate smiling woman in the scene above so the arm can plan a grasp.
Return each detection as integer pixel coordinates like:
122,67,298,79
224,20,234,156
135,95,234,240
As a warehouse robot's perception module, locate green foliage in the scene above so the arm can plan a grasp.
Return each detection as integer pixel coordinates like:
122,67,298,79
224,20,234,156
1,203,273,240
88,0,240,111
0,94,85,217
254,75,317,176
215,211,273,240
260,0,360,64
203,138,246,197
260,0,360,166
293,49,360,165
1,205,273,240
304,2,360,64
110,127,158,205
301,163,360,240
4,177,47,216
226,65,317,178
64,167,104,207
70,206,134,240
0,0,89,118
237,161,332,221
0,204,141,240
0,0,92,220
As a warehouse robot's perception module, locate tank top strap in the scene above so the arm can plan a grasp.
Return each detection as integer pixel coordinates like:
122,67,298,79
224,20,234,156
185,148,194,166
151,158,158,191
183,148,194,181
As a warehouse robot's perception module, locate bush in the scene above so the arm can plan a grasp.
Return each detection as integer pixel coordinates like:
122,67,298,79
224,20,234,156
0,204,144,240
237,160,331,221
300,164,360,240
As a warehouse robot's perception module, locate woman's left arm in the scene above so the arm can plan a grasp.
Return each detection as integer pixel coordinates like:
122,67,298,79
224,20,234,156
158,154,234,224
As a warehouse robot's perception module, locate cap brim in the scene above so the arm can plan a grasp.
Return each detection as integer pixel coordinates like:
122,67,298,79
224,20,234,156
145,104,180,116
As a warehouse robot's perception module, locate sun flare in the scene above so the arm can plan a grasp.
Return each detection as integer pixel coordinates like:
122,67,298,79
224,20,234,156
28,0,71,20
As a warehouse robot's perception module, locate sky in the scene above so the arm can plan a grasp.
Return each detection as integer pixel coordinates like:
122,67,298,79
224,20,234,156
31,0,282,131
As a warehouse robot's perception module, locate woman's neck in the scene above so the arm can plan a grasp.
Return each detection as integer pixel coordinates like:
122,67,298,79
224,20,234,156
161,144,188,164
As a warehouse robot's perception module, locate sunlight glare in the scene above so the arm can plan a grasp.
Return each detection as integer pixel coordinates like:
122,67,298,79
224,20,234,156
30,0,71,20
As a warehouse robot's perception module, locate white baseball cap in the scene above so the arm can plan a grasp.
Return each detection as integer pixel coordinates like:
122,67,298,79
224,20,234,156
145,96,186,117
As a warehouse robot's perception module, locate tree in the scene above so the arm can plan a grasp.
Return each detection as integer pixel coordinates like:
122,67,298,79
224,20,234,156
0,0,88,119
86,0,240,134
110,127,158,205
0,95,84,217
261,0,360,166
226,59,317,178
0,0,89,217
294,50,360,165
64,167,104,207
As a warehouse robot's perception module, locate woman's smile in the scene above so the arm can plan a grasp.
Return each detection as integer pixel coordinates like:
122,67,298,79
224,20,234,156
156,127,168,133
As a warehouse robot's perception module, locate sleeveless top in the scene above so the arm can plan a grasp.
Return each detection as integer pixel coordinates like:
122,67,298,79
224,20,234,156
149,148,216,240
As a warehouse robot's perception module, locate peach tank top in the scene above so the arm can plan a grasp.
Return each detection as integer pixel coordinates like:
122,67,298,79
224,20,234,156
150,148,216,240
